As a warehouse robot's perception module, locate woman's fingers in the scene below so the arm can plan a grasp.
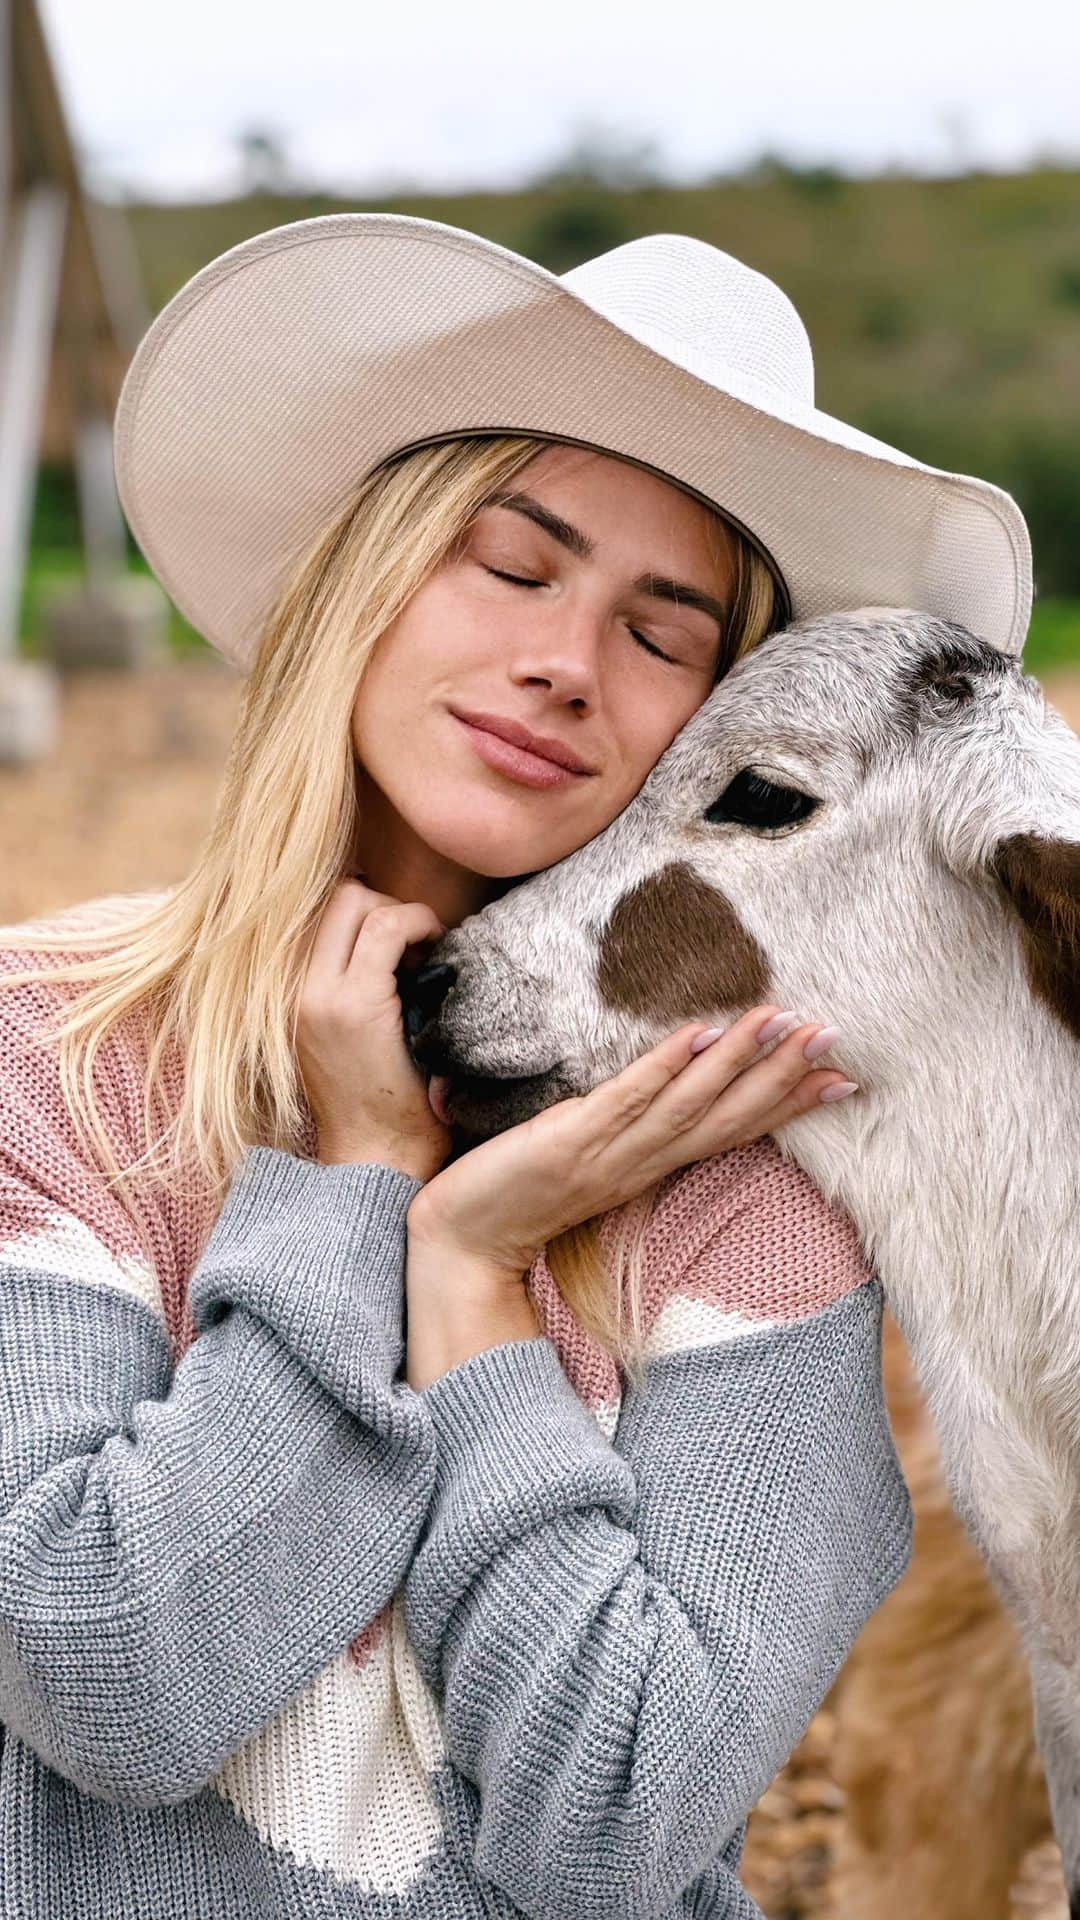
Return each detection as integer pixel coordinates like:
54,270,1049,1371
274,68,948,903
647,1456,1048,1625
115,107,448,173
753,1065,859,1137
579,1005,857,1175
348,900,445,987
305,878,390,979
681,1019,857,1154
582,1005,786,1133
295,878,450,1183
663,1007,820,1132
303,880,443,998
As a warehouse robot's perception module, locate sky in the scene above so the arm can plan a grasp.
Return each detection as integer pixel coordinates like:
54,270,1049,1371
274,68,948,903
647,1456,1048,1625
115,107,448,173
38,0,1080,203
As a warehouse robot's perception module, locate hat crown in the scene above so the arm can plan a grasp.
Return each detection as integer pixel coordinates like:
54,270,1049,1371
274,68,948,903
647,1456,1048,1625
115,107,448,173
559,232,816,409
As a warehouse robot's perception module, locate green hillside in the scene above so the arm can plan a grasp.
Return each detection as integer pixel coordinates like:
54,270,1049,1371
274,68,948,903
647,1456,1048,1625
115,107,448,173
121,166,1080,609
25,164,1080,671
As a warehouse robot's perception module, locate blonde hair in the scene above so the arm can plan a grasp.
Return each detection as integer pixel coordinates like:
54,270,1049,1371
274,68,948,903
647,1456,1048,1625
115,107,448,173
0,431,784,1389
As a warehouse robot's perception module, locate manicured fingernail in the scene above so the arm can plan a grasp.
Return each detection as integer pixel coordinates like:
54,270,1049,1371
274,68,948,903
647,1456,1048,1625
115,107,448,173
689,1026,725,1053
755,1010,798,1044
803,1024,841,1062
819,1080,859,1102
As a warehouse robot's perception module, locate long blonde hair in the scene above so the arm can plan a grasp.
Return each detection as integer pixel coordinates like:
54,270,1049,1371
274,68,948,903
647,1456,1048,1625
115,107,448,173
0,431,784,1388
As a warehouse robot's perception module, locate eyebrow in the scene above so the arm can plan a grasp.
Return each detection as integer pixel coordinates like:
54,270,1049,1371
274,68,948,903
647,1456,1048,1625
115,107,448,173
484,489,729,632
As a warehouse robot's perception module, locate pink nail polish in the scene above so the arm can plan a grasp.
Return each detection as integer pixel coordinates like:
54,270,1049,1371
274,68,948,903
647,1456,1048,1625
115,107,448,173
689,1026,725,1053
755,1010,798,1045
803,1025,841,1062
819,1080,859,1102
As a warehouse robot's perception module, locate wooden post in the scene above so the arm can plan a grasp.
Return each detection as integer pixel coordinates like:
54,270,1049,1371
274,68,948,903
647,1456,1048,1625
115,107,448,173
0,0,152,761
74,412,127,590
0,0,9,266
0,180,67,657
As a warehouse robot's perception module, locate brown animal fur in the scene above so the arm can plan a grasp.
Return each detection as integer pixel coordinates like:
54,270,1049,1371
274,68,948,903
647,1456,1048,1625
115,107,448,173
992,834,1080,1042
596,863,770,1018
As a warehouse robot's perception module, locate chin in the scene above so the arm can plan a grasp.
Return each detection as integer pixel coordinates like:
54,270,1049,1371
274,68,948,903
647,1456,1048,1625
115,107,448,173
410,818,556,884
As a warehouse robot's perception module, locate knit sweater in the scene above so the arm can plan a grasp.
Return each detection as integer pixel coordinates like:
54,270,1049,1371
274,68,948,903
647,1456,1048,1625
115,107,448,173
0,891,912,1920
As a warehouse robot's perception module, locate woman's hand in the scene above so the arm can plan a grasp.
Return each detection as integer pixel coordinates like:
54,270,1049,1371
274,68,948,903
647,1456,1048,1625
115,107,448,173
295,877,452,1182
405,1007,856,1278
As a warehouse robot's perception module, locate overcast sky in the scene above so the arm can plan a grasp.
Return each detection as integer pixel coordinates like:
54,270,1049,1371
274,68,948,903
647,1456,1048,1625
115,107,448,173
38,0,1080,202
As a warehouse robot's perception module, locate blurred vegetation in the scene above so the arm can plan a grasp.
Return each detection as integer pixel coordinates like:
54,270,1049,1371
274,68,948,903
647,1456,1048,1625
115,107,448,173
23,151,1080,665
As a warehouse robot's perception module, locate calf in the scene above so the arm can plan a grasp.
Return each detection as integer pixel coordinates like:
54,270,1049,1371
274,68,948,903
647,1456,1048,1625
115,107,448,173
404,608,1080,1907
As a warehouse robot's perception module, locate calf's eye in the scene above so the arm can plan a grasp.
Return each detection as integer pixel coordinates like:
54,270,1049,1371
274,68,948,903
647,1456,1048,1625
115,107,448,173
705,768,820,831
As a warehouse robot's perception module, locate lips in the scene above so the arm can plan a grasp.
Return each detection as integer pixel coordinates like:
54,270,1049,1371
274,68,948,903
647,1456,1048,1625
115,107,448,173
452,714,581,790
448,706,592,775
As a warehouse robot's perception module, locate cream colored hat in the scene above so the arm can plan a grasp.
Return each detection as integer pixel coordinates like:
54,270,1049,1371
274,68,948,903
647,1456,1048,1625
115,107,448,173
112,211,1033,671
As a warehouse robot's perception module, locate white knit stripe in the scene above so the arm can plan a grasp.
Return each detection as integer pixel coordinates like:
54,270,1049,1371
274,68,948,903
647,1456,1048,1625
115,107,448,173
1,1207,165,1324
592,1394,621,1442
210,1589,448,1891
643,1294,777,1358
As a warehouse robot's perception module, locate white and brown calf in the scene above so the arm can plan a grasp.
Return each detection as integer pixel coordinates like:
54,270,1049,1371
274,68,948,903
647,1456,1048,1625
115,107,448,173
402,608,1080,1909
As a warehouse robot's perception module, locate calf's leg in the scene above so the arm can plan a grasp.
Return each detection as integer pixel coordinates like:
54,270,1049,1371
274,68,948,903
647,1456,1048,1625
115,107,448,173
1030,1655,1080,1916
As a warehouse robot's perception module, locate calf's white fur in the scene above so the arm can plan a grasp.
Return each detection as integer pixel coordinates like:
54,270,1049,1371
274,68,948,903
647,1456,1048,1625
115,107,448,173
405,608,1080,1906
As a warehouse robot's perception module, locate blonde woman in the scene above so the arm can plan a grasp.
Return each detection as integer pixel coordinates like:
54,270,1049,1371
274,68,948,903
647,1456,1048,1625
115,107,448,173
0,217,1029,1918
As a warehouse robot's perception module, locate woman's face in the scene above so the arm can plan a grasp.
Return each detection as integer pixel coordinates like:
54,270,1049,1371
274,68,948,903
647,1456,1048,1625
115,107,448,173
350,443,736,920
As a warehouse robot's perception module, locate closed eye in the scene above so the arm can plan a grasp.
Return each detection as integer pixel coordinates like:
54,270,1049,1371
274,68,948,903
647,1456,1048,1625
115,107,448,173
481,566,678,665
705,768,821,831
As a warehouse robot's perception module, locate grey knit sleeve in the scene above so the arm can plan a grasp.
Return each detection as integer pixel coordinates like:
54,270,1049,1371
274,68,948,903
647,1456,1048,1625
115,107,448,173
402,1277,912,1920
0,1140,437,1811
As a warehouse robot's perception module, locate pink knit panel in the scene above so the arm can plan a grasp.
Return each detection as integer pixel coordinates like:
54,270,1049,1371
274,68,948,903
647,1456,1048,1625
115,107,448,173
678,1193,870,1323
526,1135,871,1390
3,899,870,1375
0,906,220,1360
631,1139,870,1336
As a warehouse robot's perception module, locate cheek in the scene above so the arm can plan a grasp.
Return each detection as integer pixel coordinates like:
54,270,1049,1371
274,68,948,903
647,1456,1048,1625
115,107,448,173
610,684,709,801
390,584,475,675
434,568,509,653
350,587,477,747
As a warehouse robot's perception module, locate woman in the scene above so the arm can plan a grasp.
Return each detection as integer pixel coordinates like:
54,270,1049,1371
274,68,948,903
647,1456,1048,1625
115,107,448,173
0,216,1029,1918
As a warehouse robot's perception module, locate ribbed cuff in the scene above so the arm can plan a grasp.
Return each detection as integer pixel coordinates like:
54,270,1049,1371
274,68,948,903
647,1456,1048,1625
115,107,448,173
419,1334,636,1523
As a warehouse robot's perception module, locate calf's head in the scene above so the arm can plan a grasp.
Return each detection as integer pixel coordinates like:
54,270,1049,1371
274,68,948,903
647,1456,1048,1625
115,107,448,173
403,609,1080,1142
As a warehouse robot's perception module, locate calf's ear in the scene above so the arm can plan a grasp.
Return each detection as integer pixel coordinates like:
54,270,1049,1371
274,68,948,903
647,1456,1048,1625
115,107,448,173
991,833,1080,1040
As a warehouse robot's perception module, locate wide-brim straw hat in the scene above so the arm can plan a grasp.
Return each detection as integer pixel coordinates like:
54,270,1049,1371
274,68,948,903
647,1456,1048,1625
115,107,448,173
112,211,1033,672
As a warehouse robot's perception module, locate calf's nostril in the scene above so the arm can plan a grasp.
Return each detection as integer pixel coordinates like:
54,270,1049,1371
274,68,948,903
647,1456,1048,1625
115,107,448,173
401,960,458,1039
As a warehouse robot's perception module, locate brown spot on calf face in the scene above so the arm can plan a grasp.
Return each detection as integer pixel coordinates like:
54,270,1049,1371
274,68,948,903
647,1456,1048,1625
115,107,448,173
992,833,1080,1041
596,861,771,1022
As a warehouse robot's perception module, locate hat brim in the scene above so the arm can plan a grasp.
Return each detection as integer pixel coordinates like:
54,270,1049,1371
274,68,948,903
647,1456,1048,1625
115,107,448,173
113,211,1032,669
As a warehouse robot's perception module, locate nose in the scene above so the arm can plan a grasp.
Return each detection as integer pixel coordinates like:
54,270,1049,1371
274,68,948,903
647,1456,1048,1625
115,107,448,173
511,593,605,704
400,960,457,1040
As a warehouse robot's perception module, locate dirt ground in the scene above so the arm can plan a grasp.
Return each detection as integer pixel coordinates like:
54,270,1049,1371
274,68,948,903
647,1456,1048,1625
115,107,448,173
4,656,1080,1917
